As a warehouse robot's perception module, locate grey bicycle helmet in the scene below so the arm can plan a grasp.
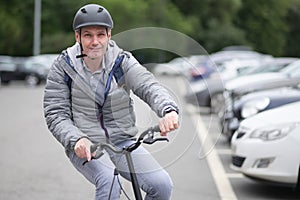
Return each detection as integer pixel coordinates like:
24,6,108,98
73,4,113,30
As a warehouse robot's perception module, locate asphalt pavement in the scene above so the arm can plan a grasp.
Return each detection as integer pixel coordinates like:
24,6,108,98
0,80,219,200
1,77,300,200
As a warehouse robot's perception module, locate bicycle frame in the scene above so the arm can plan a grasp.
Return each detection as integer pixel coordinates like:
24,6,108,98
86,125,168,200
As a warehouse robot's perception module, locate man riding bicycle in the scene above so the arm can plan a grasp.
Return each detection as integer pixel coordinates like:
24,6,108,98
43,3,179,200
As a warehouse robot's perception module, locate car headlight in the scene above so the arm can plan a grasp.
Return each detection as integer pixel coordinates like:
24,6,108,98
250,123,299,141
241,97,270,118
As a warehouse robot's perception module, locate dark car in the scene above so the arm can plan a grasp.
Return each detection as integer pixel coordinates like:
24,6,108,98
219,80,300,141
0,56,27,85
0,56,14,85
0,54,57,86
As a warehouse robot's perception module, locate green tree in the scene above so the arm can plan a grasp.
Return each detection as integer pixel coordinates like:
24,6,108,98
234,0,289,56
0,0,34,56
1,0,300,57
40,0,197,59
40,0,82,53
284,0,300,57
172,0,247,53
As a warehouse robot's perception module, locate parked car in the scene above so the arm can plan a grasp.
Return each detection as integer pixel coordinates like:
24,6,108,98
231,101,300,188
185,53,274,113
0,56,27,85
224,58,300,92
214,58,265,81
216,58,298,113
23,54,58,85
221,84,300,141
0,54,58,86
153,56,193,76
208,50,267,67
187,55,216,81
240,57,298,75
185,76,225,113
0,56,15,86
221,59,300,135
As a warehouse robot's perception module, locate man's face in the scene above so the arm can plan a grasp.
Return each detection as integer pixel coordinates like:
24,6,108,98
75,26,111,59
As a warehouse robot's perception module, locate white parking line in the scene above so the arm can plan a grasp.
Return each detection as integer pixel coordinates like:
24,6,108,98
176,77,238,199
186,105,238,200
217,149,233,155
227,173,244,178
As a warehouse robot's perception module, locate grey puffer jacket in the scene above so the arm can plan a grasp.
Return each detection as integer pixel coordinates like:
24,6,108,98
43,40,179,152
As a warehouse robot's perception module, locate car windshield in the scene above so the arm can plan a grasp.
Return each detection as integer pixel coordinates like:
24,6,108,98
279,60,300,78
244,60,292,75
169,57,187,64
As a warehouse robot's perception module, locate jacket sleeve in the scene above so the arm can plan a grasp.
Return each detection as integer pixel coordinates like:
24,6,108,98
43,56,86,151
122,53,179,117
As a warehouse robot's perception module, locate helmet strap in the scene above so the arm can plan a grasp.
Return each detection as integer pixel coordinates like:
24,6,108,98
76,29,87,58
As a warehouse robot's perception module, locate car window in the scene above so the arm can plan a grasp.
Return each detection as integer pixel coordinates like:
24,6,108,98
280,60,300,77
237,66,253,74
0,61,17,71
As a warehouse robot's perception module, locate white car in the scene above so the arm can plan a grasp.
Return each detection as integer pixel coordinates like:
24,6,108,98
231,101,300,187
216,58,263,81
225,58,300,91
153,56,195,76
153,55,205,77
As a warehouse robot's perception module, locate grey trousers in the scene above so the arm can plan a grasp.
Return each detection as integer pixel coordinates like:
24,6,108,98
67,140,173,200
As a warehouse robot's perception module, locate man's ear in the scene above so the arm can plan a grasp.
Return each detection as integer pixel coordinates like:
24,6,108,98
75,31,80,43
107,29,112,39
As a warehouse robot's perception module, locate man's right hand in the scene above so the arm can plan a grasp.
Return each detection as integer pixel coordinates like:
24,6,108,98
74,137,93,161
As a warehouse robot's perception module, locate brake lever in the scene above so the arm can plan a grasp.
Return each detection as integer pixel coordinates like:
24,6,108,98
82,144,105,166
143,137,169,144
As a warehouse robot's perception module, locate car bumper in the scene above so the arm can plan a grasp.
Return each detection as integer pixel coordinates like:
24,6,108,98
231,133,300,185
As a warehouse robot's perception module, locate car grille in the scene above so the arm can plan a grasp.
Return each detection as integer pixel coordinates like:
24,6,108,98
232,155,245,167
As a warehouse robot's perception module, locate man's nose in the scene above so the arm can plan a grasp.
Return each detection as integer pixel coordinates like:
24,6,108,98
91,36,99,44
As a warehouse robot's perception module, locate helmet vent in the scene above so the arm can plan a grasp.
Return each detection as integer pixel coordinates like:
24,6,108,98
81,8,87,13
98,7,103,13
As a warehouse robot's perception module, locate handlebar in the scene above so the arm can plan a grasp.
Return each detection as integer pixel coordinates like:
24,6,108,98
83,125,168,165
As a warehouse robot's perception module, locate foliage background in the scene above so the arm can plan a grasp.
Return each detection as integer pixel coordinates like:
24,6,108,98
1,0,300,62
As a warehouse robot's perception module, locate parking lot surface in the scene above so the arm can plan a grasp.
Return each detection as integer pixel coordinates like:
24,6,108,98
1,78,300,199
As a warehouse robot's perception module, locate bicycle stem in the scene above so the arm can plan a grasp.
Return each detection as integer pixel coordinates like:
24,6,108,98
125,151,143,200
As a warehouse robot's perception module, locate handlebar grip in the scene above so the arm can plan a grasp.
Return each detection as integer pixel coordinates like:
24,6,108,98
90,144,98,153
152,125,161,132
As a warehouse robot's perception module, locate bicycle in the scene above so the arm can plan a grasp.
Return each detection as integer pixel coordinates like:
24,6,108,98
83,125,169,200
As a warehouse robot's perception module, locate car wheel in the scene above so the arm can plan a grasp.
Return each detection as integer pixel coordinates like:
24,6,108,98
210,93,225,114
25,75,40,86
1,80,10,85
